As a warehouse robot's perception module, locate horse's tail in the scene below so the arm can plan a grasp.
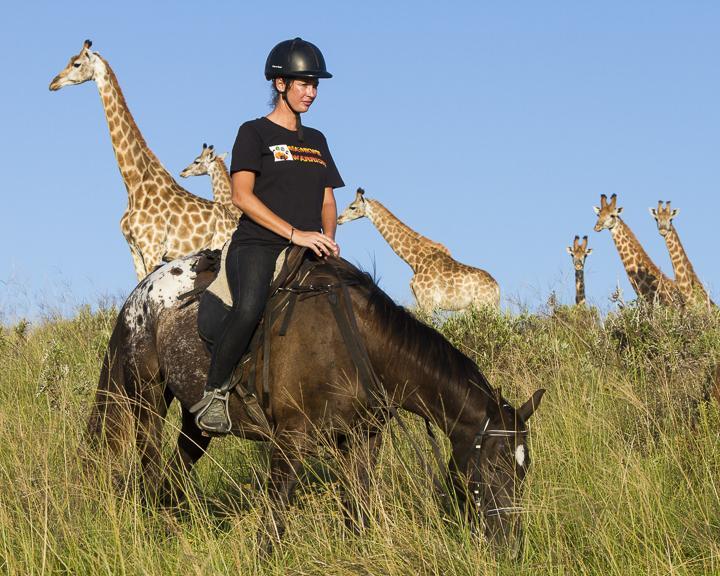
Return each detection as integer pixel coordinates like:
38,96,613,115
85,311,134,457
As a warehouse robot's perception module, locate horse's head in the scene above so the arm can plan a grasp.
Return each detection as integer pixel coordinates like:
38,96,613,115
467,388,545,558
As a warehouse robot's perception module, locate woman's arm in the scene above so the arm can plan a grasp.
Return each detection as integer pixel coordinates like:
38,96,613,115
232,171,337,257
321,187,339,256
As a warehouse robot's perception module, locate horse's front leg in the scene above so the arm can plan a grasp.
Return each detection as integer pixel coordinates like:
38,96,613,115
340,428,383,533
259,435,306,552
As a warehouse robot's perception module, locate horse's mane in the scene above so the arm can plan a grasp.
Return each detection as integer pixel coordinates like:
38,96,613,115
321,258,494,400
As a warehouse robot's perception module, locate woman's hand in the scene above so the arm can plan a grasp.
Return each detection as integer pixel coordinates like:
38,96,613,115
291,229,338,257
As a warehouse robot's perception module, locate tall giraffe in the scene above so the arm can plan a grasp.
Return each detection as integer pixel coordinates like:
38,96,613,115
566,235,592,305
49,40,236,280
338,188,499,311
593,193,680,305
180,143,242,220
650,201,713,308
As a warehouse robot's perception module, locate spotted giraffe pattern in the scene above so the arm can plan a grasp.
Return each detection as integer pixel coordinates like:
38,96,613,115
593,194,680,305
338,188,500,311
650,201,713,308
180,143,243,220
566,235,592,305
50,40,236,280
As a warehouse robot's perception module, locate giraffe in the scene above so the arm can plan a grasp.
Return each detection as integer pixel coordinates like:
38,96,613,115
566,235,592,305
650,201,713,308
337,188,500,311
179,143,243,220
593,193,681,305
49,40,236,280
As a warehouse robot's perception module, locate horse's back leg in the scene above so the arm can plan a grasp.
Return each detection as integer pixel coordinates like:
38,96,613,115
163,406,212,505
133,378,172,501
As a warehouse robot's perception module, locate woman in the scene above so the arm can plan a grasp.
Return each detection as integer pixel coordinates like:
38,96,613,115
191,38,344,433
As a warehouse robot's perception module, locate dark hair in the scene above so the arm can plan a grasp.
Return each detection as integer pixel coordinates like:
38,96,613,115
269,78,296,107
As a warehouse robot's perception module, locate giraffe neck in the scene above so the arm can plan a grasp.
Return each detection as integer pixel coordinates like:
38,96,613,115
575,268,586,305
663,225,708,300
610,217,671,298
92,55,170,191
208,159,237,215
365,199,436,271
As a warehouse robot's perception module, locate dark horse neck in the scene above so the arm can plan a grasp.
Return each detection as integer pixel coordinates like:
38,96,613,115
359,285,499,445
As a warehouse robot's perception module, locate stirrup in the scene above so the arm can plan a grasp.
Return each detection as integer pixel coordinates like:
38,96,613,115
190,389,232,434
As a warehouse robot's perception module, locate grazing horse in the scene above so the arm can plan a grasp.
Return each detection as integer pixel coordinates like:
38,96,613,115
88,254,544,554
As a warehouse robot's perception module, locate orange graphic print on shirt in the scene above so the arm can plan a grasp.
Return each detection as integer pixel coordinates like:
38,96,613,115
269,144,327,167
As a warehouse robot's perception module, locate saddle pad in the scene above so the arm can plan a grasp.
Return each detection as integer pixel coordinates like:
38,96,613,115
206,241,289,307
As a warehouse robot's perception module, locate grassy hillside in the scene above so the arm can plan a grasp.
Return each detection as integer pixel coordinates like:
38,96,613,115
1,301,719,574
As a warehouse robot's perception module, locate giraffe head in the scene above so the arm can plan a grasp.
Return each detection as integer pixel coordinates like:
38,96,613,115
179,143,228,178
566,235,592,270
49,40,97,91
593,194,623,232
649,200,678,237
337,188,368,224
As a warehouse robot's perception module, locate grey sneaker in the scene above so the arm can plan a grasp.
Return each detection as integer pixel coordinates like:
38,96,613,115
190,389,232,434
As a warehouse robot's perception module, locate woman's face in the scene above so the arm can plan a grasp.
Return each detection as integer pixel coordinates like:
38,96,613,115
277,78,318,113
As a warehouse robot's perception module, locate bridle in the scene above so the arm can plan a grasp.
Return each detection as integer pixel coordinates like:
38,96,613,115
470,416,529,518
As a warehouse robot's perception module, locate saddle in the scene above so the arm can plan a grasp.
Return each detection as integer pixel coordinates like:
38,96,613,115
180,244,326,434
182,243,310,307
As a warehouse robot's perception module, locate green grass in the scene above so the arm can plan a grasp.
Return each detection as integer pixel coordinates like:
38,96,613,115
1,300,719,574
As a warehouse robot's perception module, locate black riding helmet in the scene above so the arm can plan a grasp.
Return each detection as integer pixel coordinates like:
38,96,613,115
265,38,332,141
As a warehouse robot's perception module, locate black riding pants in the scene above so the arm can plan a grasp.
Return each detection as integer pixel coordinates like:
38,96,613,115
205,241,285,390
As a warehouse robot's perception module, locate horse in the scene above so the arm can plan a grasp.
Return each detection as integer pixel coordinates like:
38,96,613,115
87,252,544,555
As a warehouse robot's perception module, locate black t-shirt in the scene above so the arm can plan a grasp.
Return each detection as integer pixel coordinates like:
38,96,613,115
230,117,344,246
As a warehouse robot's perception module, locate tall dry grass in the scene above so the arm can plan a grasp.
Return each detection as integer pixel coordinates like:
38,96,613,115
1,300,719,574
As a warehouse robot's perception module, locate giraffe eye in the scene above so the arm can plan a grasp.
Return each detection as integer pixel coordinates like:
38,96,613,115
73,62,81,68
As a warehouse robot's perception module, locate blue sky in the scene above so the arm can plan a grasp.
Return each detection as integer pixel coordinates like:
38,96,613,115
2,1,720,321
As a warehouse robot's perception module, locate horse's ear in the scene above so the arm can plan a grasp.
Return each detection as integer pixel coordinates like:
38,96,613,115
518,389,545,422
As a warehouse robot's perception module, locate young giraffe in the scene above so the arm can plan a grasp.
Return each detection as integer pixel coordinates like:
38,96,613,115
49,40,236,280
337,188,500,311
593,193,681,305
650,201,713,308
179,143,243,220
566,235,592,305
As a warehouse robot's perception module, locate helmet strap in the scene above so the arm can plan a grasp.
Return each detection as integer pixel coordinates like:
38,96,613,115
280,81,304,142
